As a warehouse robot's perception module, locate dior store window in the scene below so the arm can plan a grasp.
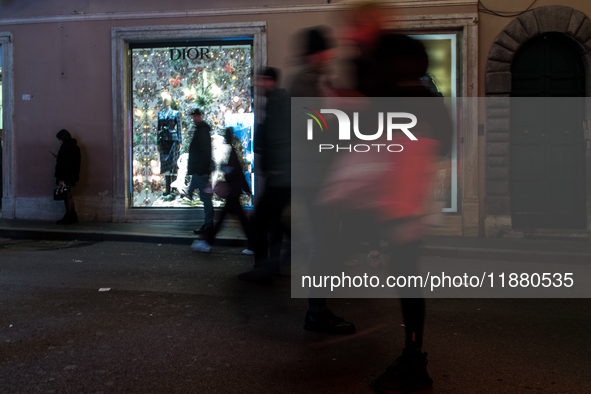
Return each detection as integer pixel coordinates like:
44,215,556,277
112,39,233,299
130,40,254,208
0,51,3,210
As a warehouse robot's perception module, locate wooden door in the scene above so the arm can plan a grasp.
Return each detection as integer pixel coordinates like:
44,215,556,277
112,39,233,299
511,33,586,229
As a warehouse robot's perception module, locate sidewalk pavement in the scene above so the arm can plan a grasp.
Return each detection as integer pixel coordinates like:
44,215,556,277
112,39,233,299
1,218,591,263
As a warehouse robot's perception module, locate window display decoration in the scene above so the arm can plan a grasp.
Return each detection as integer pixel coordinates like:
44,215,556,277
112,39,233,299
131,44,254,208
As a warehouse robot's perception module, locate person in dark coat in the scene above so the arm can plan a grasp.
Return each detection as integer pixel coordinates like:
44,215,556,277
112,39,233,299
157,97,182,195
54,129,81,224
290,26,356,335
186,108,214,233
192,128,253,254
238,67,291,281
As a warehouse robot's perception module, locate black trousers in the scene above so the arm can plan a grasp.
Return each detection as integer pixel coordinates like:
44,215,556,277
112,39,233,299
252,187,291,266
203,196,253,250
389,240,425,349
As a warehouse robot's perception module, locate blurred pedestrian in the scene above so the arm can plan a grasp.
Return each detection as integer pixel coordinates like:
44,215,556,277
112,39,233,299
291,26,356,334
339,1,392,270
186,108,214,235
238,67,291,281
339,3,453,393
192,128,254,254
54,129,81,224
290,26,337,98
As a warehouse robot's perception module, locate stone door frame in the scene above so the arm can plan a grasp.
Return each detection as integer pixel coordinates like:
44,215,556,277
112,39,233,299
484,5,591,236
0,32,14,218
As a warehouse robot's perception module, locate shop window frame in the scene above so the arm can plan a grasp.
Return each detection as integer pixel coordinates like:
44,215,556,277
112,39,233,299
128,39,255,209
112,23,266,222
384,13,478,235
408,33,459,213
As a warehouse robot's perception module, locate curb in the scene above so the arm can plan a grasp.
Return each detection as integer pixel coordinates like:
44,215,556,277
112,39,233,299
0,228,247,247
422,246,591,265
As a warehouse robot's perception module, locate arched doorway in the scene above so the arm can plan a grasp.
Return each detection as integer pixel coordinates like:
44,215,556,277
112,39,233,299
484,5,591,236
510,33,586,229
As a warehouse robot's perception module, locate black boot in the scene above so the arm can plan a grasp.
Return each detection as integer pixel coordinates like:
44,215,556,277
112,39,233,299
56,213,77,225
193,223,214,234
303,310,356,335
372,348,432,394
171,174,177,194
56,214,69,225
237,259,280,283
163,175,172,196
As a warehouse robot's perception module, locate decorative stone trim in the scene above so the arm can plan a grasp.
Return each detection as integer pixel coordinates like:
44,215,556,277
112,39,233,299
0,1,479,26
485,6,591,95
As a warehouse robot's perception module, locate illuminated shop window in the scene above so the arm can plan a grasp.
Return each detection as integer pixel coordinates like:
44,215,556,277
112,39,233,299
130,41,254,208
0,50,3,131
411,34,459,213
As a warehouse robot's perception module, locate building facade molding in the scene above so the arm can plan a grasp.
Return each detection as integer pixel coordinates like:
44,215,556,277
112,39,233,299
484,5,591,236
111,22,267,222
388,12,479,236
1,31,14,219
0,1,478,26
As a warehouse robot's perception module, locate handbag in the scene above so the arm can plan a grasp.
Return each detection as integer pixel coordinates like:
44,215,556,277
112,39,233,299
315,144,391,211
316,137,440,220
212,181,231,199
53,185,71,201
204,181,231,199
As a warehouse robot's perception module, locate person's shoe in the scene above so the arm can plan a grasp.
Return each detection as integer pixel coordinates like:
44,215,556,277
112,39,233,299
303,310,356,335
344,257,359,266
372,348,433,394
191,240,211,253
368,250,383,269
56,214,69,225
242,249,254,255
193,224,213,235
237,260,280,283
56,213,77,225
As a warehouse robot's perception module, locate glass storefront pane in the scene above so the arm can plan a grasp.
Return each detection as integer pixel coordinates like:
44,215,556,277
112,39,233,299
410,34,458,212
131,42,254,208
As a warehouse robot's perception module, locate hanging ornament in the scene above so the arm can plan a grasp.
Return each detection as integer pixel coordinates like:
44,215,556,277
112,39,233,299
169,74,182,89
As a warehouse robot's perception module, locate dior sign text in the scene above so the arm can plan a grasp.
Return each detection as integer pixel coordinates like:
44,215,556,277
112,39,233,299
170,48,210,61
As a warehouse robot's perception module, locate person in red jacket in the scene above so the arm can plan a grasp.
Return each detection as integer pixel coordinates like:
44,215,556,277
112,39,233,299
339,3,452,393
